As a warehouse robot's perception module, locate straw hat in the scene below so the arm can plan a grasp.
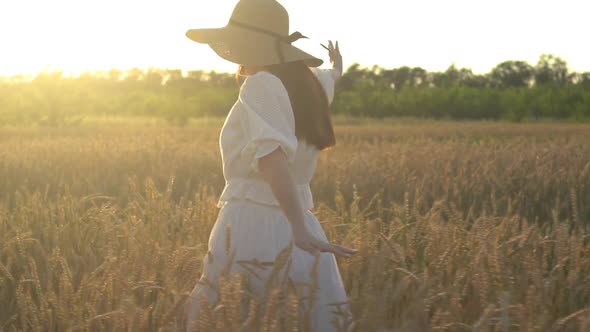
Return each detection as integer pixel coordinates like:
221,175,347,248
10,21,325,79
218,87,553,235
186,0,323,67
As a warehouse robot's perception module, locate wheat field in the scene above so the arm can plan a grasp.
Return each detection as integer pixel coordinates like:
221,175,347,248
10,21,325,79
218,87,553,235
1,120,589,331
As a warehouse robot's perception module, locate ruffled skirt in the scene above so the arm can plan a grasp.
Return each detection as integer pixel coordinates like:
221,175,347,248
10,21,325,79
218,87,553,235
185,199,351,331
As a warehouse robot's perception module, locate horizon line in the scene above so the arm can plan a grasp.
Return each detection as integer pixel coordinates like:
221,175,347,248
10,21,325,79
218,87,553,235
2,53,588,79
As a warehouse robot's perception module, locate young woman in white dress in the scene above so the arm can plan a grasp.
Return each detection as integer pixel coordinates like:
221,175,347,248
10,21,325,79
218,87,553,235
184,1,357,330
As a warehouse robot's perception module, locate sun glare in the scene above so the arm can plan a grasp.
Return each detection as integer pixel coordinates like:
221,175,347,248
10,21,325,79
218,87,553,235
1,0,588,77
1,0,234,77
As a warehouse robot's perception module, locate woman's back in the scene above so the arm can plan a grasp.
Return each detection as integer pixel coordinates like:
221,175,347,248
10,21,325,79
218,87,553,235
217,68,340,210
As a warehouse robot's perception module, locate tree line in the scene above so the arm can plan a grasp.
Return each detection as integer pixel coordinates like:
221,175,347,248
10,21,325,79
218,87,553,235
334,54,590,120
1,54,589,125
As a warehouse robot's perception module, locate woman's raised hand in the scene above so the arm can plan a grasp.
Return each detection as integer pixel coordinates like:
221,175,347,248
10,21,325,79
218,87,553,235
292,224,357,258
327,40,343,77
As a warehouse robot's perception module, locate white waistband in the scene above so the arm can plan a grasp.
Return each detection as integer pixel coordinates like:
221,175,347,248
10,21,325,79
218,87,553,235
217,178,314,211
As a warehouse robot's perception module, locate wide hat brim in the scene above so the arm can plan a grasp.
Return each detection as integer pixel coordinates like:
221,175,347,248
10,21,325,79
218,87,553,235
186,25,323,67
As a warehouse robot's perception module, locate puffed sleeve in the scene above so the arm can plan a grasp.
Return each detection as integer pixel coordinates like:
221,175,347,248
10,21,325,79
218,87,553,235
238,72,298,174
309,67,342,105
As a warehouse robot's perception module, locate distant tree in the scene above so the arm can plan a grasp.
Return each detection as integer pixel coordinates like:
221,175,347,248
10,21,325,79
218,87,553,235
34,70,64,82
171,70,207,94
535,54,568,86
164,69,183,85
108,69,123,81
145,68,164,86
430,65,477,87
382,66,411,90
578,72,590,87
205,71,236,88
490,60,534,88
338,63,377,91
186,70,205,81
381,66,430,90
462,74,490,88
125,68,145,81
410,67,428,87
432,64,458,87
77,71,96,81
456,68,481,86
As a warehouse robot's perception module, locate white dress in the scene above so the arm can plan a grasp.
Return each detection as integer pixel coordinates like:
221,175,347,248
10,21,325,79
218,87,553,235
185,67,350,331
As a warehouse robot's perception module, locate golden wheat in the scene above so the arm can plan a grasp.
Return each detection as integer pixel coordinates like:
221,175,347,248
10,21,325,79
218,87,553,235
0,121,589,331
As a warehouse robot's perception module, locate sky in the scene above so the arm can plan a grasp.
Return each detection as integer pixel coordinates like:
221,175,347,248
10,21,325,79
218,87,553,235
1,0,588,77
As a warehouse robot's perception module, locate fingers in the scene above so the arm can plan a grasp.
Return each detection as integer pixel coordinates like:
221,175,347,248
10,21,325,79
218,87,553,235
314,239,333,253
331,243,357,255
313,239,357,258
296,237,356,258
327,40,340,53
327,245,354,258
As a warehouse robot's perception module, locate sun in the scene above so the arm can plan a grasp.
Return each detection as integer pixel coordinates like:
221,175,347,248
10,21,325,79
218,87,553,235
0,0,237,77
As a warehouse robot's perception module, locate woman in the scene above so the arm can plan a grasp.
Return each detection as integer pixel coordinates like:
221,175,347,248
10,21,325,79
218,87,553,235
184,0,357,330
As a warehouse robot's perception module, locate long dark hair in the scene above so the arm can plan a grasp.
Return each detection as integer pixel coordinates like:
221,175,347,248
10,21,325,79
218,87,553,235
238,61,336,151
